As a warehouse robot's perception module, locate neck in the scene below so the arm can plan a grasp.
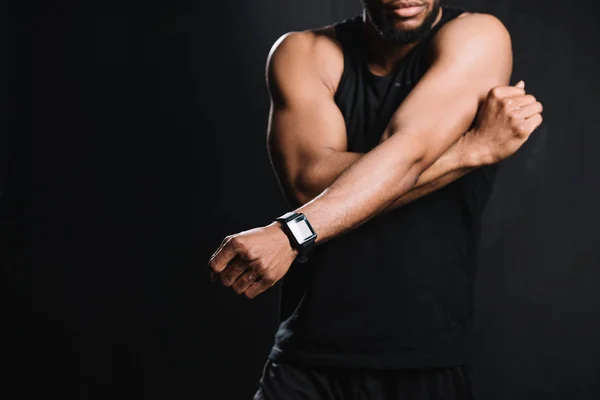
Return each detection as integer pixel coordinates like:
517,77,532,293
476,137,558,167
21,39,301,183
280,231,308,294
361,7,443,77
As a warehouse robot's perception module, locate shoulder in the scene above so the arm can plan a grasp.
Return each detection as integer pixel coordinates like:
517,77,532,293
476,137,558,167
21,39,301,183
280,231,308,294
425,11,513,83
266,26,345,95
431,12,512,58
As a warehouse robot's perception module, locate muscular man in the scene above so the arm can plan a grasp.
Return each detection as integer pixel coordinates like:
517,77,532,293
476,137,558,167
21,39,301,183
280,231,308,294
209,1,543,398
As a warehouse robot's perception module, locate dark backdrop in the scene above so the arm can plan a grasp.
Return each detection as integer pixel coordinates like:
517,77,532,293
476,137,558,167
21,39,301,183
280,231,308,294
2,0,599,399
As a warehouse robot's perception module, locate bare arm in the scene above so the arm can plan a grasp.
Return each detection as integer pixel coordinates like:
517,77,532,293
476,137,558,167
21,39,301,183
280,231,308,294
266,29,354,208
293,14,514,244
208,15,543,298
384,136,478,211
293,136,480,212
266,28,482,214
287,81,539,213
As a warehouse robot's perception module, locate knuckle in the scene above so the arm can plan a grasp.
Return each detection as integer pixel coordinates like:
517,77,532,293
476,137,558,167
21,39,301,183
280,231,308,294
490,86,502,98
222,235,234,247
245,248,258,261
232,261,245,272
254,261,268,274
501,98,513,108
246,269,258,281
517,125,530,137
231,237,255,258
264,276,276,286
229,236,242,249
209,258,222,273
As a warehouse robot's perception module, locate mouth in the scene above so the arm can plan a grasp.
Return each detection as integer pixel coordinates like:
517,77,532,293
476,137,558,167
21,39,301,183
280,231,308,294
390,1,426,18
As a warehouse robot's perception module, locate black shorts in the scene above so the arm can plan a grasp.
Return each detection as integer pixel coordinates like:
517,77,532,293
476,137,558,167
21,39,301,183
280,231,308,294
253,359,474,400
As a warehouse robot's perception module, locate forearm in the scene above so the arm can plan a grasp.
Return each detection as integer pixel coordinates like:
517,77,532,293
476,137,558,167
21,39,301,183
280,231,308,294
382,134,481,213
292,131,438,244
298,134,481,214
271,11,513,246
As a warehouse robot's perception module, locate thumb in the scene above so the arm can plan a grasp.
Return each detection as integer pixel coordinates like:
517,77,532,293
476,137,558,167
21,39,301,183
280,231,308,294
515,80,525,89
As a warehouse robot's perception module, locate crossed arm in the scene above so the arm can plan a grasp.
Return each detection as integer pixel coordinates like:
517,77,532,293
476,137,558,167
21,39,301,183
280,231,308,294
208,14,538,297
267,44,482,219
272,138,479,214
268,14,512,243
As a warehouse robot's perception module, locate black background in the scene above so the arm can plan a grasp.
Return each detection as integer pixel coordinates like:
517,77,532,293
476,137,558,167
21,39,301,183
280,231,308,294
2,0,600,399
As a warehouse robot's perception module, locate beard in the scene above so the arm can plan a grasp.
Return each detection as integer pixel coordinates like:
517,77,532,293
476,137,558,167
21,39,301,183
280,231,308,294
363,0,441,45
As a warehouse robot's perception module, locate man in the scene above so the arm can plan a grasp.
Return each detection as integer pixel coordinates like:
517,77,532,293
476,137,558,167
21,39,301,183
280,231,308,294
209,1,543,398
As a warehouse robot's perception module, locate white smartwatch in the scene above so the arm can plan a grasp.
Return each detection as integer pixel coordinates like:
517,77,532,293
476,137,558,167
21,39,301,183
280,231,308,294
275,212,317,264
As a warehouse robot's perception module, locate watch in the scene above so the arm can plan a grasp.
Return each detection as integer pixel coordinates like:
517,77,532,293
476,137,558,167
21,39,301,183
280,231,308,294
275,212,317,264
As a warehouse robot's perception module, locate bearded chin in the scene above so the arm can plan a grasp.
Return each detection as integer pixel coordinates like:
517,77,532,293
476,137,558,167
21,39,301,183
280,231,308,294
368,1,441,45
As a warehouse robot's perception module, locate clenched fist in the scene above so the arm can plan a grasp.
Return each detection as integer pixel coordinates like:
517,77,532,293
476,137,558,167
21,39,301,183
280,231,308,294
468,81,543,164
208,222,299,299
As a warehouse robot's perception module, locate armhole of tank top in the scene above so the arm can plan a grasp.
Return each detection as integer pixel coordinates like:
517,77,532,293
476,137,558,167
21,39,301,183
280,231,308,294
332,21,353,107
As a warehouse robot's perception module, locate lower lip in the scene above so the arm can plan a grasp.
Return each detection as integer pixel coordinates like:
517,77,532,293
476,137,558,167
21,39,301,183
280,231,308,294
393,5,426,18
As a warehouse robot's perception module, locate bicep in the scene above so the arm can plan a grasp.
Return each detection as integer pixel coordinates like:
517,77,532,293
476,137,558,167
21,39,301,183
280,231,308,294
385,14,512,169
265,33,347,195
267,97,347,181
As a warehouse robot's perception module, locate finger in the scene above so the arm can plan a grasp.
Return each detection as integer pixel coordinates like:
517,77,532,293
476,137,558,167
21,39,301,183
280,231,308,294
231,269,261,295
219,257,249,287
243,278,275,300
208,237,238,274
516,102,543,119
522,113,543,134
210,235,230,259
501,97,521,112
511,94,537,108
490,85,526,99
515,80,525,89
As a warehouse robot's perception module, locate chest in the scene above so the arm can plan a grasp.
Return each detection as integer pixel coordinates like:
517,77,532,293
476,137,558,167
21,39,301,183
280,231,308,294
333,48,429,153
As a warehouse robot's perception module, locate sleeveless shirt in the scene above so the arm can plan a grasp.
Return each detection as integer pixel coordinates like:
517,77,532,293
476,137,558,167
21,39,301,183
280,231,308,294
269,6,500,369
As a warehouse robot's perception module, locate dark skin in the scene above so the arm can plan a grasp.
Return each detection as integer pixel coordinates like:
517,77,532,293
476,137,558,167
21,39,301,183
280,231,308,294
209,1,544,298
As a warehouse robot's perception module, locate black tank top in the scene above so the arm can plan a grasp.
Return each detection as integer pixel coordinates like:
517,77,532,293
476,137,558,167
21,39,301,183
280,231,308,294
269,6,499,369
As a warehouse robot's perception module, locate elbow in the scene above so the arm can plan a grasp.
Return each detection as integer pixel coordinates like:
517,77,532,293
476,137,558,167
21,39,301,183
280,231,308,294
294,192,313,207
274,164,321,207
401,160,423,193
407,143,440,176
274,172,311,208
280,185,308,209
278,179,308,208
292,170,320,206
400,148,429,178
386,130,430,176
389,151,428,196
410,154,427,176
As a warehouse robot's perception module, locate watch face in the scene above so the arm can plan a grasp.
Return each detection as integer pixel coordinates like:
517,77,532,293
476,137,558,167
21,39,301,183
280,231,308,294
288,218,314,244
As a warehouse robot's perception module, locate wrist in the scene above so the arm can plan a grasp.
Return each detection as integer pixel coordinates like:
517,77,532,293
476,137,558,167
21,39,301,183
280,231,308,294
462,130,494,167
268,221,300,257
272,212,318,263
